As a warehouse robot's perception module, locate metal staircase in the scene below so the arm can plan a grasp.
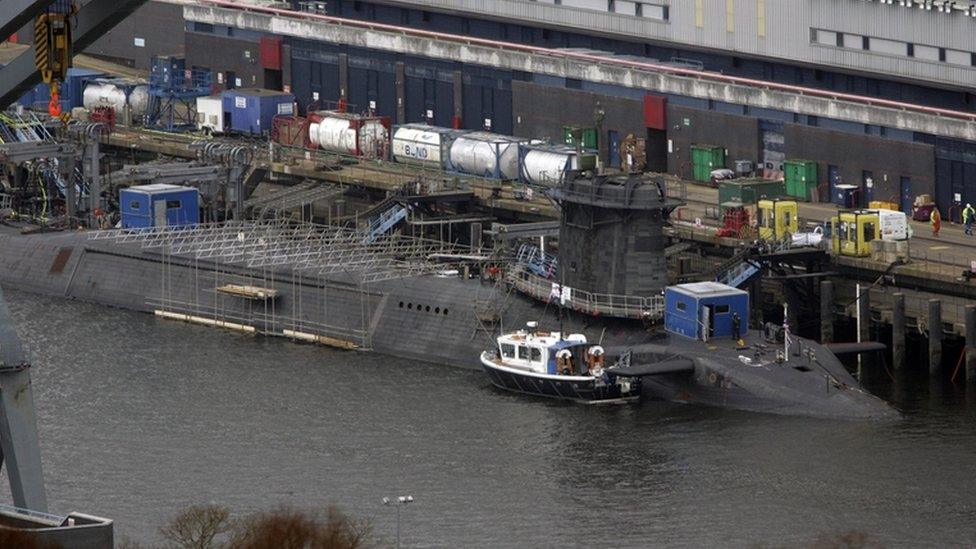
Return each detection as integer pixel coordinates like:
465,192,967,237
362,202,409,244
715,240,791,288
515,243,558,278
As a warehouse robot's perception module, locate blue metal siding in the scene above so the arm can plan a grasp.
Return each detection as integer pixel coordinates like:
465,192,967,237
120,187,200,229
221,90,295,135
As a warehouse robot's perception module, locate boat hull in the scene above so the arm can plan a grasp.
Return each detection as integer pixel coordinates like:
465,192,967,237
479,354,641,404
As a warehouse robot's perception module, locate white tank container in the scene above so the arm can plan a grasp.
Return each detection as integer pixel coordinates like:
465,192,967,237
448,132,523,179
314,116,358,154
391,125,459,169
311,114,389,157
83,82,150,117
521,149,577,186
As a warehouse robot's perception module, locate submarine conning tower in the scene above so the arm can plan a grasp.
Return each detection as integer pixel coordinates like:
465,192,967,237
553,172,683,300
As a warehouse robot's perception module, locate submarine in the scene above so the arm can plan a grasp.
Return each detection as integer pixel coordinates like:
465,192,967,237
0,172,897,420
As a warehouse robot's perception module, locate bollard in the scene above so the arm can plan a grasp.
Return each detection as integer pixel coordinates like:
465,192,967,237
892,293,906,371
928,299,943,376
820,280,834,343
966,305,976,384
470,222,483,251
858,285,871,345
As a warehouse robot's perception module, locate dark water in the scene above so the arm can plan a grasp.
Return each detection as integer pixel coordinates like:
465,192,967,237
2,289,976,548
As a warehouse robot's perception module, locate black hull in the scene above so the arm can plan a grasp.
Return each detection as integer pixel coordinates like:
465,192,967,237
480,363,641,403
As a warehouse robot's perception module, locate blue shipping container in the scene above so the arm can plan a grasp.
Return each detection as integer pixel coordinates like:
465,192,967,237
221,88,295,135
120,184,200,229
664,282,749,341
18,68,105,111
832,184,859,208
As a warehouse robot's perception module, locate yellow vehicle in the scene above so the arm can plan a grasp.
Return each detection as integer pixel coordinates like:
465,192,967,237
828,209,909,257
757,199,798,241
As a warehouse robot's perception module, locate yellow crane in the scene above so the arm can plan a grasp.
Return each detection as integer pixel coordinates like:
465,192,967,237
33,4,76,120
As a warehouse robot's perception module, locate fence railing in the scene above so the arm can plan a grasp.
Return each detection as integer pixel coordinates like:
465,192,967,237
507,267,664,320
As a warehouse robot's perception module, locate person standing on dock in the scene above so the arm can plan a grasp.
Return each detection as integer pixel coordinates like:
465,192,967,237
732,312,742,342
931,207,942,237
963,203,975,236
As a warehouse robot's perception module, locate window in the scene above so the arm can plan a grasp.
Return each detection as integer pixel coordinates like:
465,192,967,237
518,346,530,360
715,305,730,314
676,301,687,311
863,222,876,242
501,344,516,359
166,200,182,209
530,347,543,363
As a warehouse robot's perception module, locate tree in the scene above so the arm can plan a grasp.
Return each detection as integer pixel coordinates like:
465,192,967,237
159,504,233,549
229,505,373,549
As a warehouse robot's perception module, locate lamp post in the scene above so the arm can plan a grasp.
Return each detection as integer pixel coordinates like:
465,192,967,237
382,495,414,549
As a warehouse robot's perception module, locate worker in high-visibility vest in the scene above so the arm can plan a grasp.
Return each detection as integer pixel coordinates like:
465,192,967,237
963,203,975,236
931,207,942,237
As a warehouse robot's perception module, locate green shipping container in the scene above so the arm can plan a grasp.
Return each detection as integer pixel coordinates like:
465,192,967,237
718,178,786,208
784,159,818,200
691,145,726,182
563,126,598,150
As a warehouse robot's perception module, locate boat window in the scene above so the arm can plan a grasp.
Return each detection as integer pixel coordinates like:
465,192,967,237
676,301,686,311
501,344,515,359
517,346,530,360
715,304,730,314
530,347,542,363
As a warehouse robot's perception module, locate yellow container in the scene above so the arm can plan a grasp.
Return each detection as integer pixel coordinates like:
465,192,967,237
758,199,798,241
868,200,899,212
832,210,880,257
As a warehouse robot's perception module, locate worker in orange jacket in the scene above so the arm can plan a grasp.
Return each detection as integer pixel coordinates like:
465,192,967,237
930,207,942,237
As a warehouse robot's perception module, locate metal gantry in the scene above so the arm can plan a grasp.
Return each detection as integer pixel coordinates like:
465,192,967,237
88,219,479,349
89,219,470,283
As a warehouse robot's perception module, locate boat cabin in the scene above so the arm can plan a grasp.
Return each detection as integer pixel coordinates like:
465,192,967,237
495,326,589,375
664,282,749,341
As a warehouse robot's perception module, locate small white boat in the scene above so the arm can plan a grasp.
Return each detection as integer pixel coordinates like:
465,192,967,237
479,322,640,403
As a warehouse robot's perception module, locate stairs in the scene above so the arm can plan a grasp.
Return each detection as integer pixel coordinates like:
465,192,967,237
362,203,409,244
515,243,557,278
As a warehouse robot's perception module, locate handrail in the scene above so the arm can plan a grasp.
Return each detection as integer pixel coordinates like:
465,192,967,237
198,0,976,123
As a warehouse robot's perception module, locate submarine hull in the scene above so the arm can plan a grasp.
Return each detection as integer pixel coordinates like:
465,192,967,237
0,228,896,419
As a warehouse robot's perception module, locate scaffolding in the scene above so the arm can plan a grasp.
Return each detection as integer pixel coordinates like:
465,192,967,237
88,219,478,348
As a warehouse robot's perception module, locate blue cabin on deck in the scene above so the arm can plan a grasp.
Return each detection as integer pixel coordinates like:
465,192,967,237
664,282,749,341
221,88,295,135
120,184,200,229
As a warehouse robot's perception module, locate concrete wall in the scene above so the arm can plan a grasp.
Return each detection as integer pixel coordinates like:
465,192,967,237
784,124,936,206
511,80,646,144
79,1,184,70
364,0,976,92
185,4,976,142
185,32,266,89
666,105,760,180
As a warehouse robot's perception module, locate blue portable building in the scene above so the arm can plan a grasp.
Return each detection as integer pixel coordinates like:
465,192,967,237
120,184,200,229
664,282,749,341
19,68,105,111
221,88,295,135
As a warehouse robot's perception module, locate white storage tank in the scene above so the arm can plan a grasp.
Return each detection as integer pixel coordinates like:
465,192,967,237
308,111,390,158
195,96,224,133
519,144,596,187
83,81,150,117
391,124,465,169
448,132,526,180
